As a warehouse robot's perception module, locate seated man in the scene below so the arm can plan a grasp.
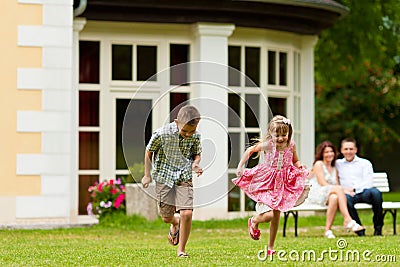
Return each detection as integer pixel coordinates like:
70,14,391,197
336,138,383,236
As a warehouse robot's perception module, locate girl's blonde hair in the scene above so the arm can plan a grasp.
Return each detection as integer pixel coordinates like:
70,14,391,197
248,115,293,158
265,115,293,147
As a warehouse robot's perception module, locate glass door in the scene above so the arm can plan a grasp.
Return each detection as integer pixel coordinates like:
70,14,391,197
113,93,156,183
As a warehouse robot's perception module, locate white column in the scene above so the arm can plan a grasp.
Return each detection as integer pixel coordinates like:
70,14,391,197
300,35,318,168
16,2,75,220
191,23,235,220
71,18,87,220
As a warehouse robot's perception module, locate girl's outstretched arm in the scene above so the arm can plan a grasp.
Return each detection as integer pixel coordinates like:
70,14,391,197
236,142,264,177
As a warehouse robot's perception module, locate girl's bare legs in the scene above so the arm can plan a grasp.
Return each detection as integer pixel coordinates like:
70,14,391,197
268,210,281,251
250,210,280,251
326,194,338,232
252,210,274,227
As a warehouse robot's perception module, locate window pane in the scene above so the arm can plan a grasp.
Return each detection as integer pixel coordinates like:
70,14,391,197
268,97,287,117
279,52,287,86
79,175,98,215
245,94,259,127
294,53,297,91
228,173,240,211
246,132,260,168
79,132,99,169
112,44,132,81
79,91,99,127
228,93,241,127
245,195,256,211
228,46,241,86
119,99,152,170
137,45,157,81
295,52,301,92
268,50,276,85
116,99,129,170
245,47,260,87
228,132,240,168
170,44,189,85
294,96,299,124
170,93,188,122
79,41,100,84
244,131,258,211
116,174,136,184
295,96,301,129
297,53,301,92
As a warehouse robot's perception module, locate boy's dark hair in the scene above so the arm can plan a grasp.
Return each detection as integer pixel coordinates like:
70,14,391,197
177,105,201,126
341,137,357,147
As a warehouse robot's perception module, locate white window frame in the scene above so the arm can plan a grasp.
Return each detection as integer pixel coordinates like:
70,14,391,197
227,39,301,214
80,22,194,182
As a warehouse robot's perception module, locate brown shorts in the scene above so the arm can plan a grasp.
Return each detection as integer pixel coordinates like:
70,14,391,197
156,180,193,218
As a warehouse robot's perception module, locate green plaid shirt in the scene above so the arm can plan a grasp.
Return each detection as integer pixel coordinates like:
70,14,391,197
146,122,202,188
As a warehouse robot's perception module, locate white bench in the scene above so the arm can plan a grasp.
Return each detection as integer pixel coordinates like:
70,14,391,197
283,172,400,237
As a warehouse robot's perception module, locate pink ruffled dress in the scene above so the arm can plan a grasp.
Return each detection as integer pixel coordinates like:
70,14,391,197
232,140,308,212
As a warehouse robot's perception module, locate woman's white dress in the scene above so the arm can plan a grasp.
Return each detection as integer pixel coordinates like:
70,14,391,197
307,164,337,206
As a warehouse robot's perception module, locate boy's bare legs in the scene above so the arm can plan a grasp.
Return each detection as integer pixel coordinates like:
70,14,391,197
177,209,192,256
162,214,179,243
326,194,338,231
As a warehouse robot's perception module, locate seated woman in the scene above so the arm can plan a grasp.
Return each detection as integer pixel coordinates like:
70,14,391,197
307,141,365,238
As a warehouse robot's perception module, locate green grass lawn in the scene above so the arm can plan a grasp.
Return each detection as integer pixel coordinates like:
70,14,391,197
383,191,400,202
0,211,399,266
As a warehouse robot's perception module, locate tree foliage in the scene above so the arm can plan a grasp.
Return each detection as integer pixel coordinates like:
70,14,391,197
315,0,400,155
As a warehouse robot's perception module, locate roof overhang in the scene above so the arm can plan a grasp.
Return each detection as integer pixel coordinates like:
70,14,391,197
76,0,349,35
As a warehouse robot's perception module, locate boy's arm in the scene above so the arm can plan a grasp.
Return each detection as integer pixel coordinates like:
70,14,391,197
141,150,153,188
192,154,203,177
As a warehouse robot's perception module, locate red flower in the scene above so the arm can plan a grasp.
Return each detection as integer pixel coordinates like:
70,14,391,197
88,178,127,216
114,194,125,209
97,182,105,192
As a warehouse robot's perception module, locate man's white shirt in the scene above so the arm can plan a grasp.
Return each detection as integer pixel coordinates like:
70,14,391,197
336,155,374,194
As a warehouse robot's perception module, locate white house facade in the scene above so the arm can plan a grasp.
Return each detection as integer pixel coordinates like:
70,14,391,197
0,0,348,227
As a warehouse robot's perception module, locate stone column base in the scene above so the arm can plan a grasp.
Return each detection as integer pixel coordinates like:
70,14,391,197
126,183,158,221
